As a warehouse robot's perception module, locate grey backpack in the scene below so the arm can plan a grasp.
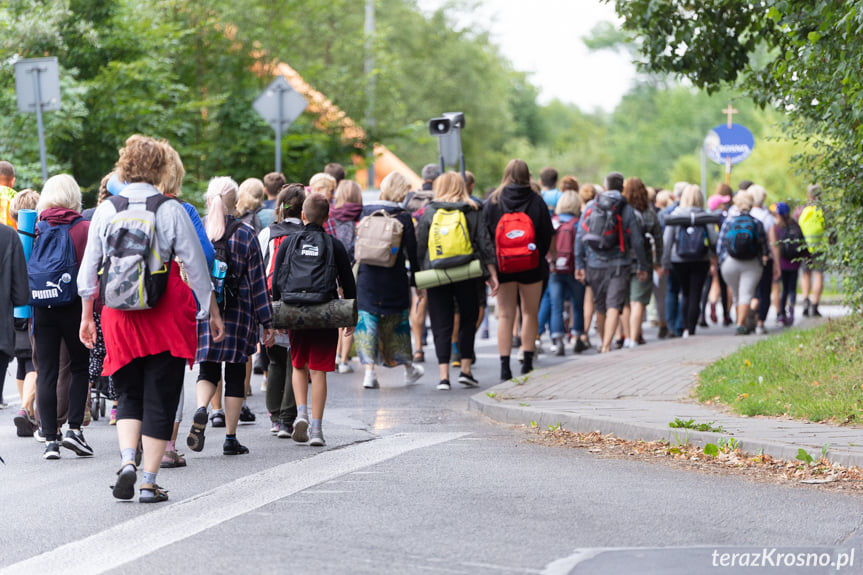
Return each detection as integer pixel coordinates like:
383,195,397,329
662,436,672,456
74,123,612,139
99,194,174,310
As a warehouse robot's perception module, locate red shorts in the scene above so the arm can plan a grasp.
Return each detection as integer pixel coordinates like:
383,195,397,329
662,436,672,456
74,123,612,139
288,329,339,372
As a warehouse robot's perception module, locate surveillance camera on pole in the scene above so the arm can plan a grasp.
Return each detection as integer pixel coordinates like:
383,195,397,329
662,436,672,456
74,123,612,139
428,112,466,180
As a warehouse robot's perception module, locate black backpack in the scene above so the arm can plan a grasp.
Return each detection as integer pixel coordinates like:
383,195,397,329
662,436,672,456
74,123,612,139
276,227,338,304
779,219,809,261
581,193,627,254
212,218,244,312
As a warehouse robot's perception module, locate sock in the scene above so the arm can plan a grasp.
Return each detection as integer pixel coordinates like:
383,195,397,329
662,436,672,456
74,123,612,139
297,404,308,418
522,351,534,374
166,440,175,452
121,448,137,466
311,418,322,432
226,434,236,441
141,471,158,495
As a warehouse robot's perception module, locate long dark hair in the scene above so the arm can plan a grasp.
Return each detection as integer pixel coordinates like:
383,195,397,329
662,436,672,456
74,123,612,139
489,159,531,204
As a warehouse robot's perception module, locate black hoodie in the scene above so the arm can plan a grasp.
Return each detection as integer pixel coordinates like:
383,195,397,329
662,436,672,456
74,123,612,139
483,184,553,282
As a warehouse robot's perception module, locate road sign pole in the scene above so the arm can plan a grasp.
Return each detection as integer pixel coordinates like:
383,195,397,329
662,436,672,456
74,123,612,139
275,85,284,174
30,67,49,181
725,157,732,186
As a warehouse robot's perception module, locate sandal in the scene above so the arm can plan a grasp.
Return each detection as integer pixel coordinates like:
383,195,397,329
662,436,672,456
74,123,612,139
139,483,169,504
413,351,425,363
186,408,208,452
160,450,187,468
111,461,137,500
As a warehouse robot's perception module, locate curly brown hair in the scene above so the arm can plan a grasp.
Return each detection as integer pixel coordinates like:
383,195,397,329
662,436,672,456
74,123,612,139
115,134,169,185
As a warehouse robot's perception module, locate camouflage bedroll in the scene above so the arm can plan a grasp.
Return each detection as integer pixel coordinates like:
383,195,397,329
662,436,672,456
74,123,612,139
273,299,358,329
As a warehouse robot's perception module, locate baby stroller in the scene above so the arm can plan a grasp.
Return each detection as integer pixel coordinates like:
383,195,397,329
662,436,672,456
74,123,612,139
89,376,110,421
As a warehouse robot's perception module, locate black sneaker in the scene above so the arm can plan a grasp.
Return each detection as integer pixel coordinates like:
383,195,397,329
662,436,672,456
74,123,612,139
500,365,513,382
187,407,208,452
436,379,451,391
277,420,293,438
574,339,589,353
239,404,256,424
61,430,94,457
802,298,811,317
43,441,61,460
223,437,250,455
458,372,479,387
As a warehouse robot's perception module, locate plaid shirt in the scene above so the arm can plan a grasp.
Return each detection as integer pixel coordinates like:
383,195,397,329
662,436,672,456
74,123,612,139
196,220,273,364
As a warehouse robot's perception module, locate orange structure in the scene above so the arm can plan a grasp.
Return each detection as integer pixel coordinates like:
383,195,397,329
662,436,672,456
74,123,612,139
263,61,422,190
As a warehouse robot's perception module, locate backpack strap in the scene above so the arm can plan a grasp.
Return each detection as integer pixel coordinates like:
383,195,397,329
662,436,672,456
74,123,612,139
146,193,175,213
108,195,130,212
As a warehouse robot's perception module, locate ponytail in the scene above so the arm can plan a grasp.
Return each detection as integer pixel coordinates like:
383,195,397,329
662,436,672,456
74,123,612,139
205,176,239,242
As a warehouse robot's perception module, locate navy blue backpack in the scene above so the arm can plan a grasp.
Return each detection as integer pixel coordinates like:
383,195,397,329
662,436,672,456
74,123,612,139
28,218,81,307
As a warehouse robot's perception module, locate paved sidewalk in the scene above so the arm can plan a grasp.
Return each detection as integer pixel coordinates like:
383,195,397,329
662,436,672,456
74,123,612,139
469,308,863,467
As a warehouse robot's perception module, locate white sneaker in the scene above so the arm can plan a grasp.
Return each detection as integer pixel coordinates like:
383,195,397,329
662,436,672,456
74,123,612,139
404,364,424,385
363,370,380,389
682,330,690,339
337,362,354,374
623,338,637,349
755,325,766,335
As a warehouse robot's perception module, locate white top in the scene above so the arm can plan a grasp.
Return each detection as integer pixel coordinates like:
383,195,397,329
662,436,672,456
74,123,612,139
77,183,213,319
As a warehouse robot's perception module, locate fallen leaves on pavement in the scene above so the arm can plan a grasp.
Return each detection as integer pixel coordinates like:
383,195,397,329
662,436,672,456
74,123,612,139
527,428,863,493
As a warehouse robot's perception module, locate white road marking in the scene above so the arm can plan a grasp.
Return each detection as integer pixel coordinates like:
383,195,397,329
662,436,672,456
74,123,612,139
541,549,609,575
0,432,467,575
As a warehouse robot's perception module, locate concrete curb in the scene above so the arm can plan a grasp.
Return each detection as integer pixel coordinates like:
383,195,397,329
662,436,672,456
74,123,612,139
469,394,862,468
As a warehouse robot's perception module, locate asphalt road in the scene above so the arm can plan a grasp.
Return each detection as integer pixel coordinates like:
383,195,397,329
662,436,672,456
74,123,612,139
2,318,862,575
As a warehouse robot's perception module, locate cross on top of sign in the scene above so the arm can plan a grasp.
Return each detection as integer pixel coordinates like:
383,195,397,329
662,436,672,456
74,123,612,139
722,103,738,129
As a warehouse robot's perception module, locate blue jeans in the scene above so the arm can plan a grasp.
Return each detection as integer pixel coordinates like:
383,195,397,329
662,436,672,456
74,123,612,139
549,273,585,339
665,268,684,335
538,283,552,337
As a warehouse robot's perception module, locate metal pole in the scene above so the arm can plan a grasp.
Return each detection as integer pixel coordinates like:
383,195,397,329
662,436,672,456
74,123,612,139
725,157,732,186
365,0,376,189
275,86,283,174
31,67,48,181
700,146,707,197
456,128,465,180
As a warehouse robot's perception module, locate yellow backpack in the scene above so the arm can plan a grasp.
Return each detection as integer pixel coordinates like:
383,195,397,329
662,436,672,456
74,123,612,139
798,205,825,250
428,208,474,269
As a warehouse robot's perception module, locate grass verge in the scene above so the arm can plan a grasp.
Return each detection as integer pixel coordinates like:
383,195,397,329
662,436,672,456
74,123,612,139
696,315,863,424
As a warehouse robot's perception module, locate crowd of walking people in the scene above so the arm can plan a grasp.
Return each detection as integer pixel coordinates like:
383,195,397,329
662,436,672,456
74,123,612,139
0,142,828,502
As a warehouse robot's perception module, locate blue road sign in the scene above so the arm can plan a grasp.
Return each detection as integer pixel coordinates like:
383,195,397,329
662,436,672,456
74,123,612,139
704,123,755,165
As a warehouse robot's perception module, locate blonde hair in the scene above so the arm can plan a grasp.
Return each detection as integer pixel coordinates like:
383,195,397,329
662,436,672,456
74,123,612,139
748,184,767,207
555,190,581,217
205,176,239,242
236,178,265,216
578,183,597,205
655,189,672,209
333,179,363,208
158,143,184,197
37,174,82,213
734,190,754,212
679,184,704,208
10,189,39,220
433,172,478,209
309,173,336,199
379,172,411,203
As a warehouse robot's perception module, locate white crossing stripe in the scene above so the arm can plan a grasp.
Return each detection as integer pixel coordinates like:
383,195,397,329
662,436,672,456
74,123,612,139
1,432,467,575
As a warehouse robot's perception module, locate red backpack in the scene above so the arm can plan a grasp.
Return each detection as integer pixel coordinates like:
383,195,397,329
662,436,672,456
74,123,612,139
495,212,539,274
551,218,577,275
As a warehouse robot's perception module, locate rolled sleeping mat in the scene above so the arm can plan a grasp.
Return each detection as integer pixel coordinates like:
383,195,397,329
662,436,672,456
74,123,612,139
14,208,38,319
414,259,483,290
273,299,358,330
663,212,723,226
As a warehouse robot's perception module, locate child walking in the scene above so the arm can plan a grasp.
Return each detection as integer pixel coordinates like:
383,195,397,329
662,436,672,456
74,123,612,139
271,193,356,446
